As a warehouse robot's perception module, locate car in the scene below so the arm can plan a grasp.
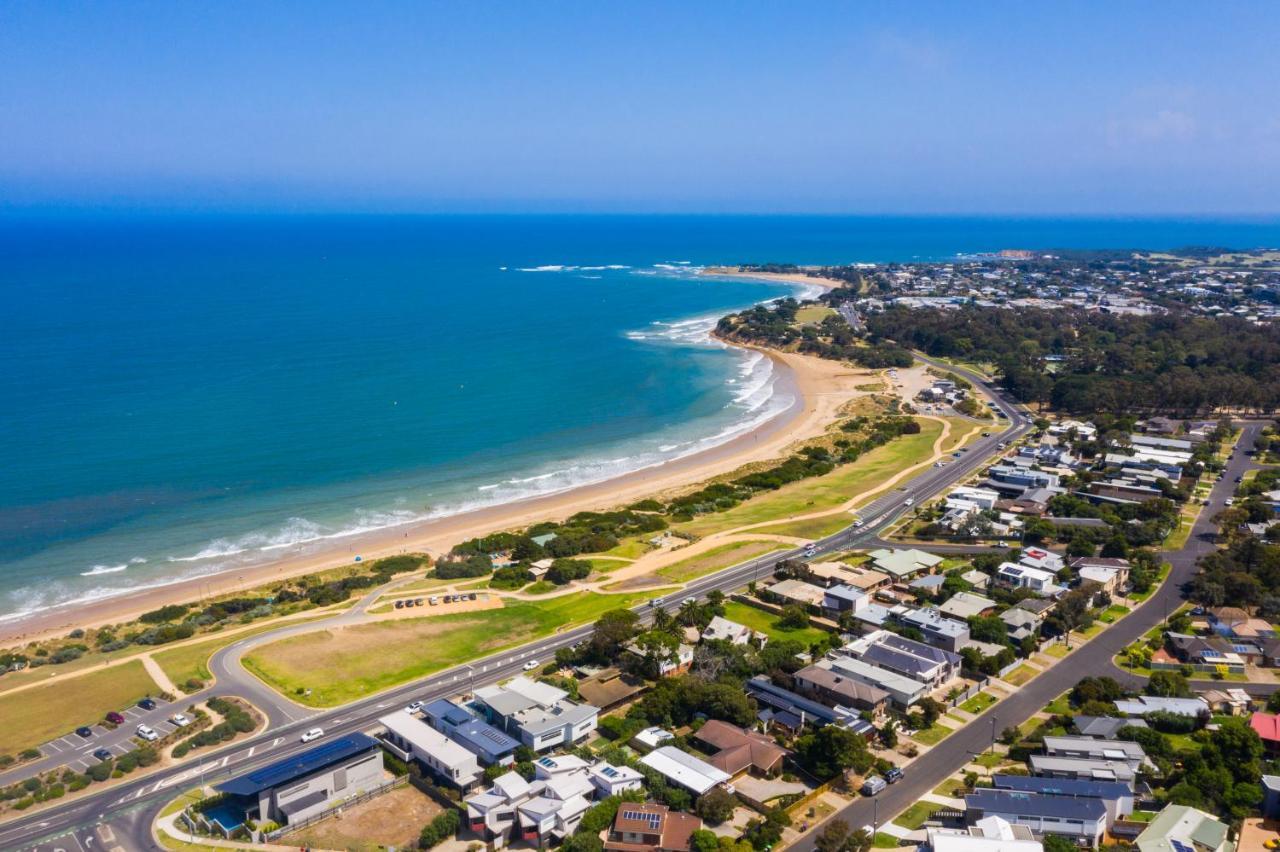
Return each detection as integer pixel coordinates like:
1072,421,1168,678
885,767,904,783
933,461,942,468
1236,476,1244,483
683,596,696,605
394,599,405,609
429,596,438,605
138,697,157,711
76,726,94,738
952,451,962,457
170,713,191,727
853,519,863,528
105,711,125,725
136,725,159,741
93,748,113,762
443,594,453,603
415,598,424,606
300,727,324,743
468,593,477,601
903,497,915,507
982,431,991,437
405,701,424,714
1225,498,1235,507
522,659,539,671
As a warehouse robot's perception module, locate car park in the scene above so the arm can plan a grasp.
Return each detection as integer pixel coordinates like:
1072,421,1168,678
105,711,125,725
138,697,157,711
93,748,113,762
171,713,191,727
75,726,93,738
300,727,324,743
136,725,159,741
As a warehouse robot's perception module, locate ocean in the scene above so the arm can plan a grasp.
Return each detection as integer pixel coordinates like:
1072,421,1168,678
2,214,1278,620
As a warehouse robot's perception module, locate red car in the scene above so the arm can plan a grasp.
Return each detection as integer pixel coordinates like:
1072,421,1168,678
105,711,125,725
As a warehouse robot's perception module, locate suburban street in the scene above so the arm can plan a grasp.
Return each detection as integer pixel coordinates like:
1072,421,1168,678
0,356,1035,851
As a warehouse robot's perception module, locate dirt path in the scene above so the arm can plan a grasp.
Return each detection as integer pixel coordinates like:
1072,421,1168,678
141,653,179,695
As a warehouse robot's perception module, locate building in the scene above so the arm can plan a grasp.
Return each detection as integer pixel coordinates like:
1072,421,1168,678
867,548,945,580
1041,736,1147,773
633,726,676,751
624,640,694,677
927,816,1043,852
996,562,1061,596
964,789,1106,845
1134,806,1232,852
214,733,385,828
589,761,645,798
1250,713,1280,754
962,569,992,590
474,676,599,751
745,675,875,736
939,592,997,620
792,665,890,714
1073,716,1146,739
1113,696,1209,719
1028,754,1136,786
692,720,789,777
1000,608,1043,643
420,698,520,766
379,712,482,789
604,803,703,852
992,775,1133,825
640,746,732,796
465,767,594,846
823,584,869,614
947,487,1002,511
766,578,827,608
1019,548,1066,573
896,607,972,652
701,616,765,646
840,630,961,686
820,655,930,708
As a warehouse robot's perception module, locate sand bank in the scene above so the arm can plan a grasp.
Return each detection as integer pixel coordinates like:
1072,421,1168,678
0,348,877,646
701,266,845,291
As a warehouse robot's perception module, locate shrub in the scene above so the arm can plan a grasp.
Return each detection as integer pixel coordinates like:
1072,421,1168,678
139,604,190,624
418,808,460,848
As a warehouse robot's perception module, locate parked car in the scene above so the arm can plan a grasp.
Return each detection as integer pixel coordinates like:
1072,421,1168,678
170,713,191,727
394,599,405,609
138,697,157,711
300,727,324,743
75,726,93,738
861,775,887,796
136,725,159,742
885,767,904,784
405,701,424,714
468,593,477,601
415,598,424,606
522,659,539,671
93,748,113,762
105,711,125,725
429,596,439,605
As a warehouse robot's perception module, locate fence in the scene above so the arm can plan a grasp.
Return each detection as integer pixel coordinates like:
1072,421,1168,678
945,677,989,707
266,774,406,841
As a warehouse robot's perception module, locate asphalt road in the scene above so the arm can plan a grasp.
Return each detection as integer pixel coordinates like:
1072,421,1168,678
0,355,1031,851
788,421,1265,851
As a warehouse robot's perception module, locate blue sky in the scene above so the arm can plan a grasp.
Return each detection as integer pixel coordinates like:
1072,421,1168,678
2,2,1277,214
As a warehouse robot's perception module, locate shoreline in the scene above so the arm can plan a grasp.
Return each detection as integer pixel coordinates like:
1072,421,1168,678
700,266,845,291
0,346,878,646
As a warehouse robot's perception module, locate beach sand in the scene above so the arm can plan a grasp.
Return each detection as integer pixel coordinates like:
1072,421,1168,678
701,266,845,291
0,347,879,645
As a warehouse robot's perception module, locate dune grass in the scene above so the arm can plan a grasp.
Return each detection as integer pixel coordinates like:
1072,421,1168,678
243,592,650,706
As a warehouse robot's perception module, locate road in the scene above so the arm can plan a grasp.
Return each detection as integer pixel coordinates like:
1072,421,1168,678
788,421,1265,851
0,355,1032,851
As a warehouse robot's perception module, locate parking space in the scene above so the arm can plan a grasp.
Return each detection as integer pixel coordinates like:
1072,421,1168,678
31,696,178,773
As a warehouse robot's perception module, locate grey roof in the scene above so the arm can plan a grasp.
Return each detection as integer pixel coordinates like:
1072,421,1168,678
877,631,960,666
993,774,1132,801
897,607,969,638
861,642,943,679
1042,735,1146,761
1113,696,1209,717
515,701,598,736
217,733,379,797
966,789,1107,821
794,665,890,706
1073,715,1146,738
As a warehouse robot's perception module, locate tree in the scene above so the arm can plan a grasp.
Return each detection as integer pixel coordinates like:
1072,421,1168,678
696,787,738,824
1043,836,1077,852
794,725,873,780
690,830,721,852
777,604,811,629
815,820,850,852
1146,670,1192,698
590,609,640,661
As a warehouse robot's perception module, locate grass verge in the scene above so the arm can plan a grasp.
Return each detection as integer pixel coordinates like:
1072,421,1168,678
658,540,789,583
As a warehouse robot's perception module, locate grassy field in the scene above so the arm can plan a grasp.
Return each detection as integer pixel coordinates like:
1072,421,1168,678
678,420,945,539
150,617,329,686
243,592,650,706
601,537,655,559
658,540,788,583
959,692,997,714
911,721,955,745
893,801,944,830
0,660,159,756
933,778,969,797
1164,500,1203,550
586,557,632,573
794,305,836,325
720,601,830,647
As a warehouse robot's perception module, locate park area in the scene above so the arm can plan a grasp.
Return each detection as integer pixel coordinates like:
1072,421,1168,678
243,591,650,706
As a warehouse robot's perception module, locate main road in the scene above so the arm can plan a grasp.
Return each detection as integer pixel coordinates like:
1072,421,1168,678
3,355,1032,851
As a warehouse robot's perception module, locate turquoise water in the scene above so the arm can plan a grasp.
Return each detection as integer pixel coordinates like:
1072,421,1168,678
2,214,1278,619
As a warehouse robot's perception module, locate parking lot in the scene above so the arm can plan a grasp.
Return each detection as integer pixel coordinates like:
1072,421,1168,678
35,697,183,772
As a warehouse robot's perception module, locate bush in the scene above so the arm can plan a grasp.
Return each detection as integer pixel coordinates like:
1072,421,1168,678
695,787,738,824
20,748,41,761
417,808,460,848
139,604,190,624
87,761,113,782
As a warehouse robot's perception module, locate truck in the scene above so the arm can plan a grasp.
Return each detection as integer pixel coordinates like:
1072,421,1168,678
861,775,887,796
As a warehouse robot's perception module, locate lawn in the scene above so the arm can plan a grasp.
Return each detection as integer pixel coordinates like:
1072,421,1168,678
1044,693,1072,716
600,537,654,559
0,660,159,756
1002,664,1039,686
873,833,900,848
972,751,1005,769
959,692,997,714
678,420,944,538
243,592,650,706
893,801,944,830
1042,642,1072,659
1098,605,1130,624
933,778,969,798
523,580,558,595
1164,501,1202,550
794,305,836,325
720,601,830,647
151,616,327,686
658,540,788,583
586,557,632,573
911,721,955,746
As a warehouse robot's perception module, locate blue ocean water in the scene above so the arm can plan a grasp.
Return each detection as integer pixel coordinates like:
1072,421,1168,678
1,214,1278,619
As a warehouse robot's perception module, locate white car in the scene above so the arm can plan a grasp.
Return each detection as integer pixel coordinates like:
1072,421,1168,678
405,701,424,714
170,713,191,727
903,497,915,506
136,725,159,742
522,659,539,671
300,727,324,743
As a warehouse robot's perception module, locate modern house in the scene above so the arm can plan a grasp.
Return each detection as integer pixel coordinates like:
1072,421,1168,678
894,607,972,652
793,664,891,715
1000,608,1043,643
1072,716,1146,739
745,675,876,736
1019,548,1066,573
379,712,482,789
964,789,1106,845
420,698,520,766
640,746,732,796
474,676,599,752
604,803,703,852
823,584,869,615
1041,736,1147,773
465,767,594,847
589,761,645,798
996,562,1061,596
214,733,385,829
840,630,960,686
1028,754,1136,786
1134,806,1232,852
819,656,930,708
992,775,1134,825
927,816,1043,852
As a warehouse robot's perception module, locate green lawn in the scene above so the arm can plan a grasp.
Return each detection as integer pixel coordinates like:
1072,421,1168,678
873,833,900,848
960,692,997,714
795,305,836,325
893,801,944,830
658,540,788,583
523,581,558,595
1044,693,1072,715
1076,623,1105,639
1002,664,1039,686
243,592,651,706
933,778,969,798
677,420,944,538
0,660,159,756
600,537,655,559
151,617,328,686
1042,642,1072,659
911,721,955,746
586,557,632,573
720,601,830,647
1098,605,1130,624
972,751,1005,769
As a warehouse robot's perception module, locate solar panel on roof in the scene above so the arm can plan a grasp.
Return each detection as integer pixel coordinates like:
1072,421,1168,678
601,766,619,778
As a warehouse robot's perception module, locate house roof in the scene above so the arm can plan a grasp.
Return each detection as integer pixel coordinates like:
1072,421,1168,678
609,803,702,852
1136,805,1230,852
693,720,789,775
993,774,1132,801
216,732,380,797
939,592,996,620
794,665,890,706
1113,696,1209,718
867,548,944,578
1250,712,1280,743
1073,715,1146,738
639,746,731,795
966,789,1106,821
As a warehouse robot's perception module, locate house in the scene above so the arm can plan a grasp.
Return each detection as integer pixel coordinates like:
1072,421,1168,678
793,664,890,715
838,565,893,592
701,616,765,647
1200,688,1251,716
1019,548,1065,573
895,607,972,652
604,803,703,852
1072,716,1146,739
1049,420,1098,441
420,698,520,766
1207,607,1252,635
465,767,594,846
996,562,1061,597
939,592,997,620
589,761,645,798
1041,736,1147,772
578,670,648,712
624,640,694,677
911,574,948,595
1028,754,1136,786
947,487,1002,511
823,584,869,615
640,746,732,796
1250,712,1280,754
632,726,676,751
867,548,945,580
928,816,1044,852
840,630,960,686
529,558,554,580
745,675,875,736
1263,776,1280,820
692,720,789,777
766,578,827,609
818,656,930,708
964,789,1107,845
1113,696,1209,719
992,775,1134,825
474,676,599,751
961,569,992,590
1134,806,1232,852
379,712,482,789
214,733,385,829
803,561,867,588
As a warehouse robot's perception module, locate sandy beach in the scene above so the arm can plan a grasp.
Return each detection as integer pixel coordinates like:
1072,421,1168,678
0,346,879,646
701,266,846,291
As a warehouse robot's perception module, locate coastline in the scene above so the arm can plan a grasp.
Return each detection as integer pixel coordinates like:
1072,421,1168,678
0,346,877,646
700,266,845,291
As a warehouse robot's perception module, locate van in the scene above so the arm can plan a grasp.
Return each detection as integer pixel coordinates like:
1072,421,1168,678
861,775,887,796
